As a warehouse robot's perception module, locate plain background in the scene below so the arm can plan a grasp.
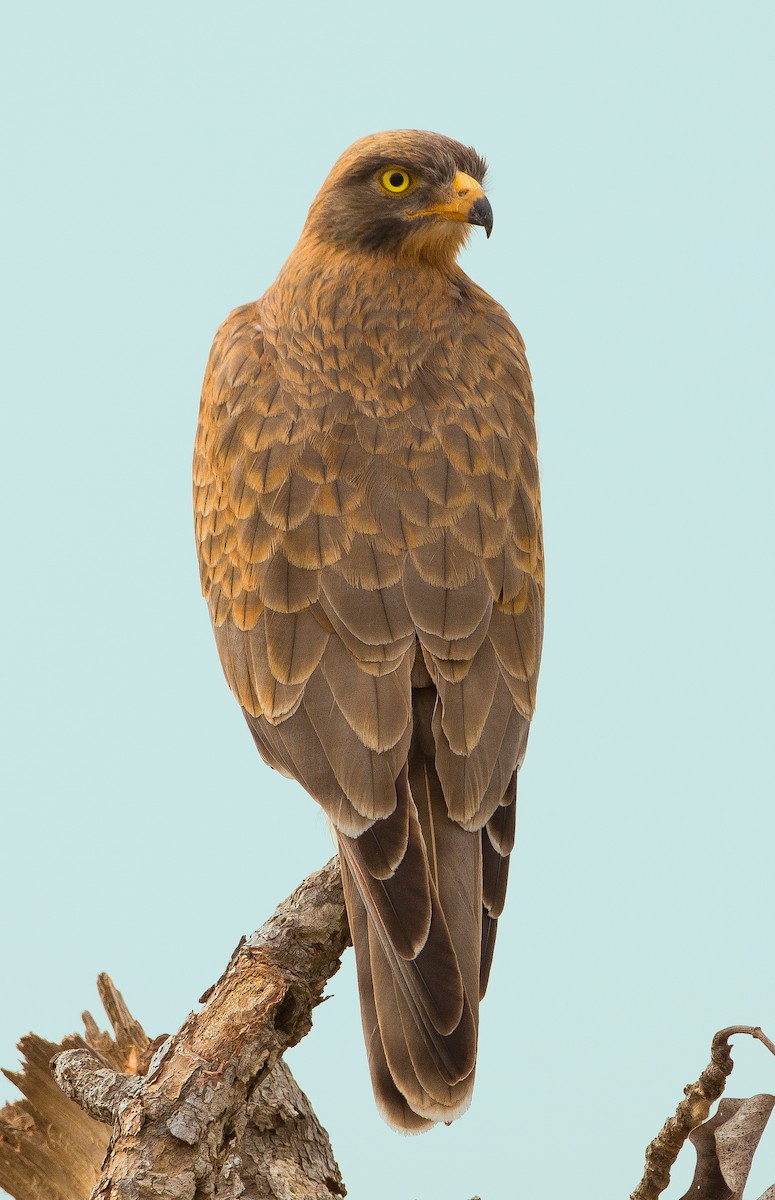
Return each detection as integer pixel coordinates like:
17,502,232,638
2,2,774,1196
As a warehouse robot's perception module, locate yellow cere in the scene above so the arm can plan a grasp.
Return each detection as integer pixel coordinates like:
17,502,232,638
380,167,412,194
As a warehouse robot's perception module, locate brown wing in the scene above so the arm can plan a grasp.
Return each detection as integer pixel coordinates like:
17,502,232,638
193,289,543,1128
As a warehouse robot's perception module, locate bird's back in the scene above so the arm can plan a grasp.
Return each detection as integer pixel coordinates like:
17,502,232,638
194,220,543,1131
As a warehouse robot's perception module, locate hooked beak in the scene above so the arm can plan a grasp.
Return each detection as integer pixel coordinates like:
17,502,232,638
408,171,494,238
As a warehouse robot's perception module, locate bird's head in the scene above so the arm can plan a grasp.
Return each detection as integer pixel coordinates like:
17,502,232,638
304,130,492,268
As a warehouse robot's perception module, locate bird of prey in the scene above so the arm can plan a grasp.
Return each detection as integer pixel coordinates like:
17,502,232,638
193,130,543,1132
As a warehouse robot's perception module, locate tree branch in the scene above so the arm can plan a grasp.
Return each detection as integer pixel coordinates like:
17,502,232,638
631,1025,775,1200
0,857,351,1200
52,1049,141,1125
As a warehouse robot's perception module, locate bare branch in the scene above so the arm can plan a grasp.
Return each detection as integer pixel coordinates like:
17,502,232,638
1,857,350,1200
88,856,350,1197
51,1049,141,1125
714,1026,775,1060
631,1026,775,1200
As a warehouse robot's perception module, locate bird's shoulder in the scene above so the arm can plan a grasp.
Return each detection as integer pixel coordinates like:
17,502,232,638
193,276,543,638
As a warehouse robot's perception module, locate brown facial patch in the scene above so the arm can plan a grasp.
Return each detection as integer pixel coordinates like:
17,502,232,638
305,129,488,263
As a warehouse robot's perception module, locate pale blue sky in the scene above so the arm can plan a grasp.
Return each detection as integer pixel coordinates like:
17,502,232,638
2,2,774,1197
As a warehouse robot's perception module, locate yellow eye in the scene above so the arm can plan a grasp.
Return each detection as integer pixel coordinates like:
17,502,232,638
380,167,413,194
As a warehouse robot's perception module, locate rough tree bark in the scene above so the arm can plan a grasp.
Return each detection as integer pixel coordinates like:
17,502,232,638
0,859,350,1200
2,855,772,1200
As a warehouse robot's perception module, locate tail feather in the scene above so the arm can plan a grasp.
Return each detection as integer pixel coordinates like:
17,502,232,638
338,820,468,1044
337,760,479,1128
479,771,518,998
479,910,498,999
409,749,481,1002
335,715,518,1130
341,857,433,1134
369,923,475,1115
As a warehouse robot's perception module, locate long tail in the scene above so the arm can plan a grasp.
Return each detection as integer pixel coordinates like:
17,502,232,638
337,753,482,1131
